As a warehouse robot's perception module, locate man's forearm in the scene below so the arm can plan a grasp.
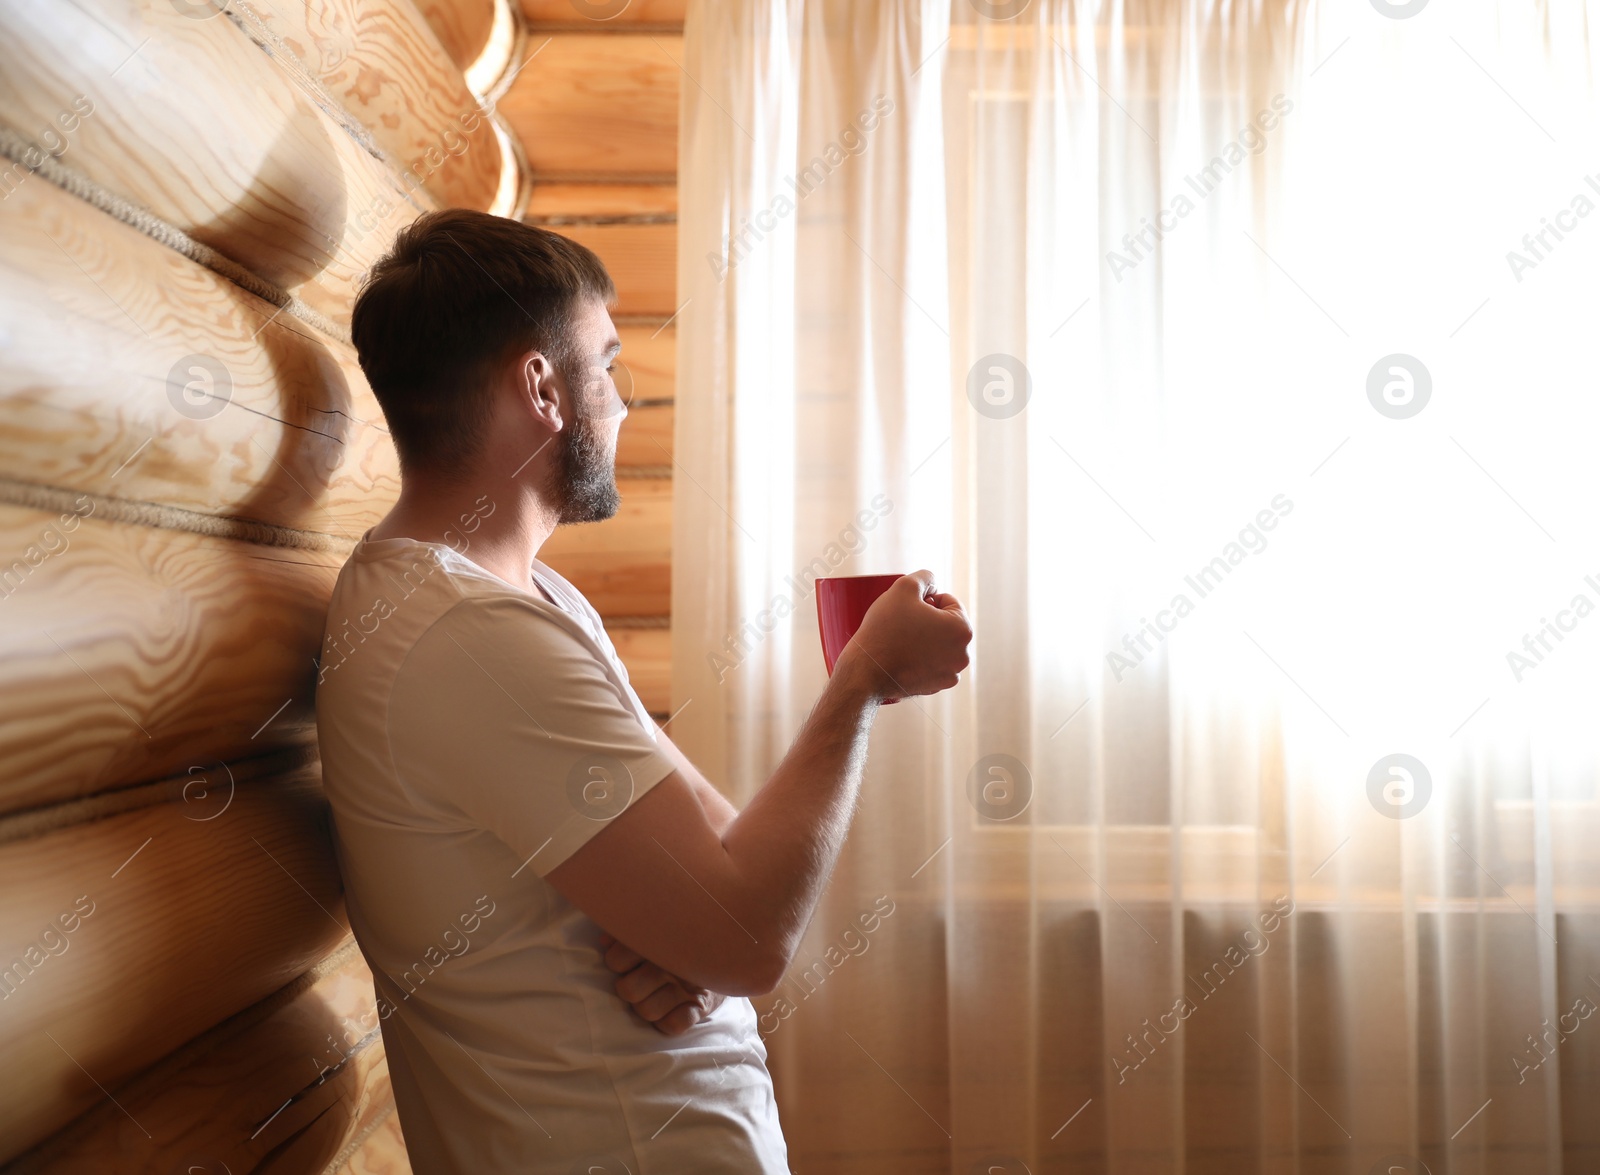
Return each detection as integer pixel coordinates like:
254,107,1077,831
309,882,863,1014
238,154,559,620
554,573,966,995
715,656,881,970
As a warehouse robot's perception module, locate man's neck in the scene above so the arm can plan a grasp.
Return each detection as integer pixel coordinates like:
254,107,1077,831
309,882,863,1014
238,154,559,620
369,479,558,591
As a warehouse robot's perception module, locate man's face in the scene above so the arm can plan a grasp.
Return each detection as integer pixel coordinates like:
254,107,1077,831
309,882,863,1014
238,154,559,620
552,297,626,525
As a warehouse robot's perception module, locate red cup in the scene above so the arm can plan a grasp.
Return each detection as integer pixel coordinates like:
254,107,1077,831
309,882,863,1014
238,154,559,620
816,574,904,704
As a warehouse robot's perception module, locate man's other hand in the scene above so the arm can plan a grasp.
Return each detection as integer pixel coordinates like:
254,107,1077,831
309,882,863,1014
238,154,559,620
598,931,727,1035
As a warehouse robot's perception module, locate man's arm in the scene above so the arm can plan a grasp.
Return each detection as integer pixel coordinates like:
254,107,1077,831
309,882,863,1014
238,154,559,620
656,730,739,835
546,571,970,996
593,732,738,1036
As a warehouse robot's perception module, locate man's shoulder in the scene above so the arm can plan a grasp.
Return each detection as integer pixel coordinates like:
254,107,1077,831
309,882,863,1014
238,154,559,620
320,545,526,691
329,542,549,632
392,569,613,685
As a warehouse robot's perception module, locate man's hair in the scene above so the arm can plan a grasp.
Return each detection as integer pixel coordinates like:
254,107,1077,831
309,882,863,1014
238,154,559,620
350,209,616,481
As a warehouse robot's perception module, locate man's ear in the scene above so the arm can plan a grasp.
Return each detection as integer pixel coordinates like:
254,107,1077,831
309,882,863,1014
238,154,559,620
515,349,564,434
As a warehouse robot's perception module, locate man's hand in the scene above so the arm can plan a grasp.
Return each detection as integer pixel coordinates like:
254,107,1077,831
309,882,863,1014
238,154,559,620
836,569,972,702
598,931,727,1035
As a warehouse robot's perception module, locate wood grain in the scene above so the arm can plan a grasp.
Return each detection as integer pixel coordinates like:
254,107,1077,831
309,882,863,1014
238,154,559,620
246,0,503,212
0,503,338,816
560,222,677,316
498,34,681,177
0,178,400,543
0,4,685,1168
0,0,432,330
17,940,394,1173
521,0,686,24
526,182,677,219
0,775,348,1163
330,1108,412,1175
253,1059,393,1175
540,475,669,616
416,0,498,72
616,323,675,404
610,624,669,712
616,402,672,467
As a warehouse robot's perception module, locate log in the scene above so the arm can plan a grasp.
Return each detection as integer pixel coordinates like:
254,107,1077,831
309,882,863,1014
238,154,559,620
488,109,535,220
244,0,503,212
616,401,672,467
329,1108,411,1175
559,222,677,316
14,939,394,1173
609,624,669,713
0,503,337,816
541,475,669,616
0,177,400,544
252,1069,396,1175
498,34,680,177
0,482,673,814
416,0,498,73
521,0,687,24
251,1054,393,1175
0,774,348,1163
0,0,433,331
616,323,675,404
526,181,676,219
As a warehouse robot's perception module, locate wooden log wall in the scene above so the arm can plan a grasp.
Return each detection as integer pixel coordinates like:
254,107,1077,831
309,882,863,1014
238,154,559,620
0,0,682,1170
0,0,681,1171
513,0,686,720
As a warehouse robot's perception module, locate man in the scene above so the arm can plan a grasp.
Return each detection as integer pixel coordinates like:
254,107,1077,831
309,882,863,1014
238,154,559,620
315,208,971,1173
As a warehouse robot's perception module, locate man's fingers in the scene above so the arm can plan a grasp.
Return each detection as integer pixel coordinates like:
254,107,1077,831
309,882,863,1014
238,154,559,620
603,939,645,974
652,1003,702,1036
631,981,700,1024
598,936,716,1034
614,962,676,1003
899,572,968,619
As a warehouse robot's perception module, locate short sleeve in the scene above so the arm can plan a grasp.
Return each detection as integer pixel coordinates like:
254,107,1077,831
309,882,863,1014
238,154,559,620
386,595,675,877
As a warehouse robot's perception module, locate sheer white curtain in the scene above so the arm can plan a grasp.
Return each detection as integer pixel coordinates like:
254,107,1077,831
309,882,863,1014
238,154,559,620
672,1,1600,1171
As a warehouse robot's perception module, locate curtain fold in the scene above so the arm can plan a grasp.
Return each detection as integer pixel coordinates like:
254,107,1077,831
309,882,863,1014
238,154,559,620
673,1,1600,1170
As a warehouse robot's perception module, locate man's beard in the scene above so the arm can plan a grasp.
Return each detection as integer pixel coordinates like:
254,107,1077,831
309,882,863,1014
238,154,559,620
552,390,621,525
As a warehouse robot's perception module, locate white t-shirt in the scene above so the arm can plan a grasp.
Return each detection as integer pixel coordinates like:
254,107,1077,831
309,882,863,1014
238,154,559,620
314,529,790,1174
